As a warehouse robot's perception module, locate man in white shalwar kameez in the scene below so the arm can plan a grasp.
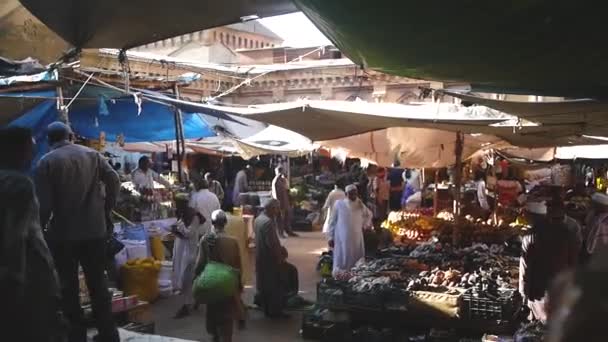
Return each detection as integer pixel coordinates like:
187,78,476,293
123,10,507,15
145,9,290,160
322,180,346,235
173,179,221,318
327,184,373,276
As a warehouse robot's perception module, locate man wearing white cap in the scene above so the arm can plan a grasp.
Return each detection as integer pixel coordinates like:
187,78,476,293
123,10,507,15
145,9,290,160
327,184,373,276
519,200,578,323
584,192,608,260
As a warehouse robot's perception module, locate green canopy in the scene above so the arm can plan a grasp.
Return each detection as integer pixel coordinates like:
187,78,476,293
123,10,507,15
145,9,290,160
295,0,608,97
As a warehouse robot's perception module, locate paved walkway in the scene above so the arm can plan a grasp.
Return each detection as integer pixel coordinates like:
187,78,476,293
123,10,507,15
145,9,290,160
151,231,325,341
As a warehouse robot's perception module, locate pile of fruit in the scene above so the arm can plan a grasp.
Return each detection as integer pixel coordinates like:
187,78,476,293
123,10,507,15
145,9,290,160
382,209,524,245
382,212,447,242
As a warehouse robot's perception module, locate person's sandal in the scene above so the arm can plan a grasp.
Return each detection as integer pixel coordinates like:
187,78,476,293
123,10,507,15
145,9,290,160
173,305,191,319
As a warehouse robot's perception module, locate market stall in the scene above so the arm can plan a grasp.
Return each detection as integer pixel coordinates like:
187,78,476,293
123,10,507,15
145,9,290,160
309,211,526,340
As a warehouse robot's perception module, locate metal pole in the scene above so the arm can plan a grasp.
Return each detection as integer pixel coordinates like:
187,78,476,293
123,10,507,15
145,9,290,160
173,84,188,184
56,85,69,124
173,108,183,183
433,169,440,217
490,149,498,224
453,131,464,246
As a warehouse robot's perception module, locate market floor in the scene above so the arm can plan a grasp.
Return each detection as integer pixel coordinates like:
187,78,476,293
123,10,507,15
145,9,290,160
151,231,325,342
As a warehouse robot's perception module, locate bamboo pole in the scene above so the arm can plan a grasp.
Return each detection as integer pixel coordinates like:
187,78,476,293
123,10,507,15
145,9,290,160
453,131,464,246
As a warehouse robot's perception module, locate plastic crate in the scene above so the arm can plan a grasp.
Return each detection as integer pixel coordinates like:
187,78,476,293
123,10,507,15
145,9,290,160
460,290,521,321
343,288,384,310
317,282,345,308
384,288,409,311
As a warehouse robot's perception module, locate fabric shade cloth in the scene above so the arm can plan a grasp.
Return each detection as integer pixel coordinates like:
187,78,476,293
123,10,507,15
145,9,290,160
0,0,69,63
18,0,296,49
442,91,608,139
194,99,606,148
126,125,316,159
320,127,502,168
193,100,504,141
294,0,608,97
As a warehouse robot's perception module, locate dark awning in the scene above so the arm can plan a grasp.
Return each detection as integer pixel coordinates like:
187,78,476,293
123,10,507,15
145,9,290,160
18,0,296,49
295,0,608,98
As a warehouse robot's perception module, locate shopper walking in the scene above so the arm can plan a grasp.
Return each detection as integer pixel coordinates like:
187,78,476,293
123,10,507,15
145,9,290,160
35,122,120,342
0,127,64,342
173,179,220,318
195,209,243,342
254,199,289,318
272,166,297,238
327,184,373,276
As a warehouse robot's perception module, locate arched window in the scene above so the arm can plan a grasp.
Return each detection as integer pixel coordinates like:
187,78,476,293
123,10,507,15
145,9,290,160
238,37,242,47
244,38,248,48
220,32,224,43
213,31,217,42
255,41,259,48
232,35,236,46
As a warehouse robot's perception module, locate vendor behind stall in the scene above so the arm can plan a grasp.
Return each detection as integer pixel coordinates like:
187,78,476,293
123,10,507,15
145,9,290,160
132,155,172,190
401,169,422,209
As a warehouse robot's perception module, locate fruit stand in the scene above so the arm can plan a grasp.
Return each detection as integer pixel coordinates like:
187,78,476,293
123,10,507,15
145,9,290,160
309,210,526,340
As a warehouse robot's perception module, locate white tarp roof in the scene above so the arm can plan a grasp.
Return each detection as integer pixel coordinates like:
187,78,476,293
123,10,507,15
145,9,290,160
189,100,605,147
319,127,503,168
197,100,506,141
442,90,608,138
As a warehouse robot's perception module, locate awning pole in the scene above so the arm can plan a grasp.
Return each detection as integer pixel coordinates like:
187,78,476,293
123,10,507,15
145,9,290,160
173,84,184,183
491,149,498,224
453,131,464,246
56,85,69,124
433,169,440,217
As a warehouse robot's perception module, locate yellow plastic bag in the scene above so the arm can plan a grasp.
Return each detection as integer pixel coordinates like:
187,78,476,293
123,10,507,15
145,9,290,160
150,236,165,261
121,258,161,302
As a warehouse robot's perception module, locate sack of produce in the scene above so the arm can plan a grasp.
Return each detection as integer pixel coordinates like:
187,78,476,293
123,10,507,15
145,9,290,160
193,261,239,304
121,258,161,302
410,290,462,319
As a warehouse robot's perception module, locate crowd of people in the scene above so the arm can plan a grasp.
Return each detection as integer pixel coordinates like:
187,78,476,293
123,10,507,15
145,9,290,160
0,122,310,342
1,123,120,342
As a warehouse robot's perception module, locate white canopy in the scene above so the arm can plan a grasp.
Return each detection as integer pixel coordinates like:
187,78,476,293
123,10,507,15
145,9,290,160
319,127,503,168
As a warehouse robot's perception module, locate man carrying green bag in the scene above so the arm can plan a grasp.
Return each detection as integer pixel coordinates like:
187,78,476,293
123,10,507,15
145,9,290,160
194,210,244,342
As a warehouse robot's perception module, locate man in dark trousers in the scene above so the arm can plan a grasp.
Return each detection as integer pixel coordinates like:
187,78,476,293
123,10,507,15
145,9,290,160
254,199,289,318
36,122,120,342
519,200,578,323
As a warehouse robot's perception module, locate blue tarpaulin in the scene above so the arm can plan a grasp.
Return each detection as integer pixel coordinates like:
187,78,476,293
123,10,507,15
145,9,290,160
4,90,215,167
69,97,215,142
5,90,58,168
